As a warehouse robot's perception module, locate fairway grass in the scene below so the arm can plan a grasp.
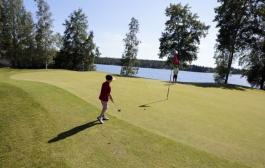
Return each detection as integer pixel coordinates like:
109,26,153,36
1,69,264,167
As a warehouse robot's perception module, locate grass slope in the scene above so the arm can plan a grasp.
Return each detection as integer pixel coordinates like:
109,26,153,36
0,68,248,168
11,69,265,168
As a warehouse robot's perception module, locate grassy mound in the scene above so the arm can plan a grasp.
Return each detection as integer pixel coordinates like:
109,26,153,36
1,69,262,167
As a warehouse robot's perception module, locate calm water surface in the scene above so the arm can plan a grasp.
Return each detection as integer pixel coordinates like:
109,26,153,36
95,64,250,87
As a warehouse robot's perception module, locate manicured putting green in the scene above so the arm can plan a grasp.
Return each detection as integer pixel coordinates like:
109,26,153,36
1,69,264,167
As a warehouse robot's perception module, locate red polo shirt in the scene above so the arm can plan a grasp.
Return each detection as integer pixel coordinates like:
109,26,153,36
99,81,111,101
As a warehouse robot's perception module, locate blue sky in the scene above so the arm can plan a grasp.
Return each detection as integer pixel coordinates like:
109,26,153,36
24,0,219,67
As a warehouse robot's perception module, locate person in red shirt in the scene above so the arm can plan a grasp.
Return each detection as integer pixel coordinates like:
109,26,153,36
97,75,114,124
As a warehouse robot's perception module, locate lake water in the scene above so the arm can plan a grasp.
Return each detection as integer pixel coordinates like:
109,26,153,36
95,64,250,87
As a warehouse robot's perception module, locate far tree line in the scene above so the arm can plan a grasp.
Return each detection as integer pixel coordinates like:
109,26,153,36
95,57,242,74
0,0,100,71
0,0,264,89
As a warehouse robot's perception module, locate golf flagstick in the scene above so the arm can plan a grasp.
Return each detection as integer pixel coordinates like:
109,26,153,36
166,69,173,100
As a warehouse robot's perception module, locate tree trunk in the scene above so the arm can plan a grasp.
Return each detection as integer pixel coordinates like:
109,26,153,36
225,52,234,84
45,59,48,70
224,0,247,84
260,79,264,90
45,45,48,70
260,66,265,90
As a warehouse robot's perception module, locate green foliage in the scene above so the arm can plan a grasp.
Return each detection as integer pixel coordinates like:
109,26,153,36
55,9,98,71
0,0,13,62
214,50,230,83
240,40,265,89
159,3,209,65
0,0,36,68
0,0,63,69
95,47,101,58
0,0,99,70
239,1,265,89
215,0,265,89
213,0,264,84
19,11,36,68
214,0,247,51
0,0,3,58
120,17,140,76
52,33,63,50
35,0,53,69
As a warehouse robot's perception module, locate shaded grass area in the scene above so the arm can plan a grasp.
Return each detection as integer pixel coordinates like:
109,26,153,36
173,82,249,91
48,120,99,143
0,69,249,168
11,69,265,168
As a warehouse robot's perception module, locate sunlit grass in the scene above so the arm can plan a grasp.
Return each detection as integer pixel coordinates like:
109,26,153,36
1,68,264,167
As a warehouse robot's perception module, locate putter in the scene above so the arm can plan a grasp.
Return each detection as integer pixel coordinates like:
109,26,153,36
112,102,121,112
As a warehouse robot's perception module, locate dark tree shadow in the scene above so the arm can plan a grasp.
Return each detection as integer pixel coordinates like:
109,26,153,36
139,99,168,108
164,81,248,91
48,120,99,143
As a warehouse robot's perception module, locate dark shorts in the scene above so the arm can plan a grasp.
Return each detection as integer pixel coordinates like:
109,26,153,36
173,74,178,78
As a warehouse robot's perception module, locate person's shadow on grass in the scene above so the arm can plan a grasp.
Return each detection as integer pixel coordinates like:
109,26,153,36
48,120,99,143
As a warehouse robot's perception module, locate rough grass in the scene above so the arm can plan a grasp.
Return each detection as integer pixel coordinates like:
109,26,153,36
1,68,264,167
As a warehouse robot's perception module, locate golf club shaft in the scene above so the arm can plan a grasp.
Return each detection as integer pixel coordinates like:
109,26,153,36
112,101,121,111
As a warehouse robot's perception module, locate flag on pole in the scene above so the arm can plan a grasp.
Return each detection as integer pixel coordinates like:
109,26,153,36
167,52,180,100
172,53,180,65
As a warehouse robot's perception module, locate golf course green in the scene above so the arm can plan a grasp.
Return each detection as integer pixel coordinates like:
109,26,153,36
1,68,264,168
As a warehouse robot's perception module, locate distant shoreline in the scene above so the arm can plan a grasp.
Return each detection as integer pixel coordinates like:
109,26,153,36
95,57,242,74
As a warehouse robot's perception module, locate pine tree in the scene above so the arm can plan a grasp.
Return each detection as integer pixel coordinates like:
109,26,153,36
120,17,140,76
159,3,209,66
55,9,97,71
95,47,101,58
35,0,53,69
